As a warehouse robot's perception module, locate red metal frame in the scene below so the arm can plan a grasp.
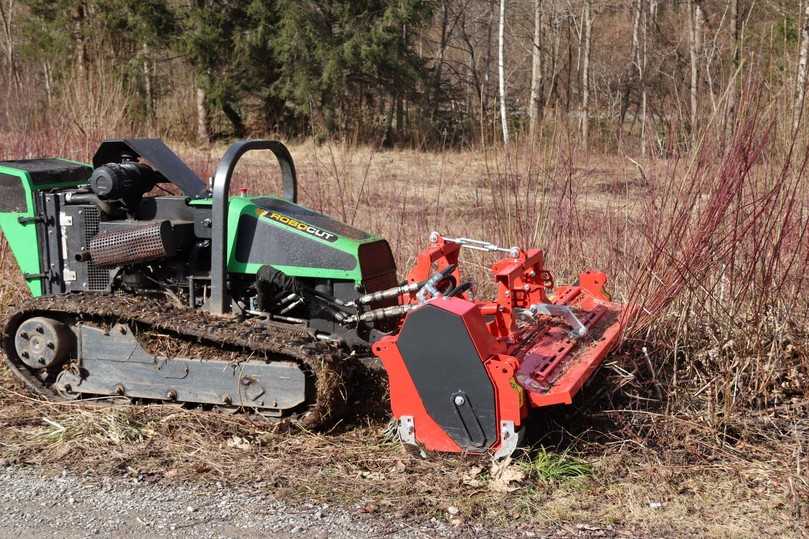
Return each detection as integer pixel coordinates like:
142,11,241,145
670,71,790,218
373,235,625,456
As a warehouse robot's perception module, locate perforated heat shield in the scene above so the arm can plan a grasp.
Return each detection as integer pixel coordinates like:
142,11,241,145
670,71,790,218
89,221,175,267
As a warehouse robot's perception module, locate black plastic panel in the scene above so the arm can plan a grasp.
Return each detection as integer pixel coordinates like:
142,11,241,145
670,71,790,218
0,173,27,212
397,305,498,450
252,198,370,240
0,159,91,186
358,240,396,279
234,214,357,271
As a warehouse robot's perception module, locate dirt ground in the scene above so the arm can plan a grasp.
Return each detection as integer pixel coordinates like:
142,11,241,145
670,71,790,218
0,362,804,538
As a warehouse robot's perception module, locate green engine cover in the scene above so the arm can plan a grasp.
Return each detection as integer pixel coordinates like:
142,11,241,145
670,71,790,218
192,196,397,289
0,159,93,296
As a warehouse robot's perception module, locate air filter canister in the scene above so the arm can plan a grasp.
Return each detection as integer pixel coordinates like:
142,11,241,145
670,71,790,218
88,221,176,267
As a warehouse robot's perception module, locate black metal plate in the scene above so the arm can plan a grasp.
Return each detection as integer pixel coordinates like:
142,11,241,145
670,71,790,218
396,304,498,450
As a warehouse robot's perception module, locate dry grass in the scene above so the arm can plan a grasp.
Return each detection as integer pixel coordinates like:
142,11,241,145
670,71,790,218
0,371,802,537
0,96,808,533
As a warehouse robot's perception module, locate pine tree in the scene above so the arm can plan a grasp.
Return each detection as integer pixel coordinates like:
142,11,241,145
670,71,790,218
272,0,433,140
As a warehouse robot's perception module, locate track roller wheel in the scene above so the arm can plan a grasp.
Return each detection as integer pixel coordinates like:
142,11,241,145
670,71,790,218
14,317,74,371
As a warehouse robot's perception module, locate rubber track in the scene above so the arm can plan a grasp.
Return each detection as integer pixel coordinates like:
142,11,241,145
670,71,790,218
1,293,355,428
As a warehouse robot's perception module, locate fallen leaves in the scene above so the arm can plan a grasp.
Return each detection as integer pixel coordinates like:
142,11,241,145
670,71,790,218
461,459,526,493
488,458,526,493
226,435,251,451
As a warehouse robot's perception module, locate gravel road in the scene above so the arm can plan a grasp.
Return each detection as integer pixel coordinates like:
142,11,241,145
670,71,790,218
0,465,483,538
0,464,633,538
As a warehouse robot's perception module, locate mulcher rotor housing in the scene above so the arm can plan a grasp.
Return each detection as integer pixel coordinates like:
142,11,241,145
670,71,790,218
0,139,625,458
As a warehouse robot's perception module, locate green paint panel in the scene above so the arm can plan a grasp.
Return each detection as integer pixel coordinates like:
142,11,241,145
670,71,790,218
0,161,92,297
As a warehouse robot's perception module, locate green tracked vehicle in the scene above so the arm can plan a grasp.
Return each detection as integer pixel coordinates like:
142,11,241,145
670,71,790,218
0,139,397,420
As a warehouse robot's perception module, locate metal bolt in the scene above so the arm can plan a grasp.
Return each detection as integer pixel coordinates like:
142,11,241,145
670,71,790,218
523,284,531,291
223,394,232,405
115,384,126,396
202,218,212,228
166,390,177,401
119,326,127,335
454,395,466,406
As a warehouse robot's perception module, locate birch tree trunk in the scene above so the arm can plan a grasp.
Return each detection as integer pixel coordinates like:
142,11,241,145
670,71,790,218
794,3,809,134
687,0,704,144
498,0,509,145
581,0,592,151
142,43,153,122
640,0,648,157
529,0,543,139
196,86,210,144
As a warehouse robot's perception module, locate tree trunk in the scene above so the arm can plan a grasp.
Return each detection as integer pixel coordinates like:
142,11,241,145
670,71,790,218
433,0,450,122
222,100,245,139
43,62,53,106
581,0,592,151
196,86,210,144
619,0,642,146
498,0,509,145
529,0,543,139
687,0,704,143
72,1,87,78
0,0,17,85
565,15,572,113
640,0,648,157
142,43,153,123
548,2,561,110
481,0,495,148
794,3,809,134
726,0,739,138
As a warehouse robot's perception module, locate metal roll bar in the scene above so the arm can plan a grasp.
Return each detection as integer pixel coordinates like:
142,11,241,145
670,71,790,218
209,140,298,314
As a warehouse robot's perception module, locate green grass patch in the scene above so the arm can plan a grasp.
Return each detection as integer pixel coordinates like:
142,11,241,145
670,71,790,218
523,448,592,483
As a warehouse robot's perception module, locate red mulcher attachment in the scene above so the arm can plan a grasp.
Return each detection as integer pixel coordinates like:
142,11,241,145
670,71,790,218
372,233,625,459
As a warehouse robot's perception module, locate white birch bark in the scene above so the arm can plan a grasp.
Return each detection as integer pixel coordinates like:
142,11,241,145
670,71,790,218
529,0,543,139
498,0,509,145
794,3,809,133
581,0,592,151
688,0,704,143
196,86,210,144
